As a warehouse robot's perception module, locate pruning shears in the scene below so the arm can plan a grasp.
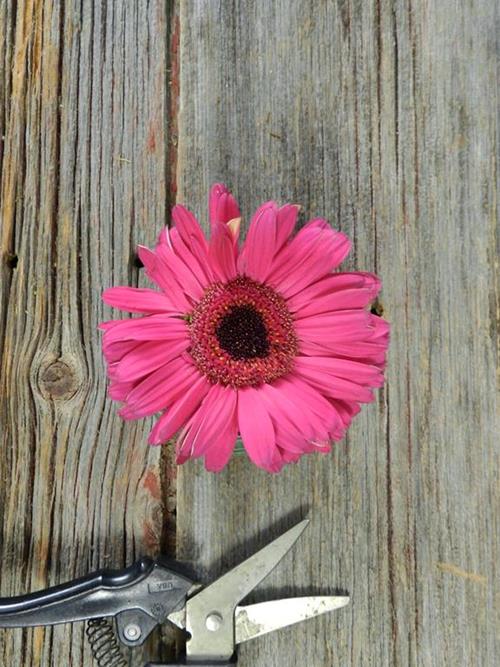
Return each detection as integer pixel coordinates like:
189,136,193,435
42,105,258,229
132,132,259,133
0,520,349,665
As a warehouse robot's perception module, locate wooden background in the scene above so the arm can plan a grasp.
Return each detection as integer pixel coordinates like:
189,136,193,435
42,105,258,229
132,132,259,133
0,1,498,666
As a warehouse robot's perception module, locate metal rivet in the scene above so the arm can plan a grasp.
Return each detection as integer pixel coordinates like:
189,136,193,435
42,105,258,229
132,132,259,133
124,623,142,641
205,612,223,632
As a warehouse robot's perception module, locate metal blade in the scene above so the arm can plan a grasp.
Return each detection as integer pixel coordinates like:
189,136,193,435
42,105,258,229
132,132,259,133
166,594,349,636
234,596,350,644
192,519,310,611
182,519,310,661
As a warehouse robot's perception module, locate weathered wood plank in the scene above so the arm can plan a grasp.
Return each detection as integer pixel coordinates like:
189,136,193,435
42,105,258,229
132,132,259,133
0,1,173,665
176,1,498,666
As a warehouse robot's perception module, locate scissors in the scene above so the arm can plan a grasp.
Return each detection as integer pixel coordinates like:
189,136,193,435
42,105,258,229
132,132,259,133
0,520,349,665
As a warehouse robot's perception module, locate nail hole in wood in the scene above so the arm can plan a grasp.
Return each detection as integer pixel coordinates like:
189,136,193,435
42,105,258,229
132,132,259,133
370,299,384,317
132,253,144,268
6,253,18,269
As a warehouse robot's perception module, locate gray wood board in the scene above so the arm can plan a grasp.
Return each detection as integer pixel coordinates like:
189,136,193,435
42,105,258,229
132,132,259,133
0,1,174,665
176,1,499,666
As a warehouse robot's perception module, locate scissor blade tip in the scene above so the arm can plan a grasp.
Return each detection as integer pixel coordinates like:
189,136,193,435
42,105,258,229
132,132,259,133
337,595,350,607
294,518,310,533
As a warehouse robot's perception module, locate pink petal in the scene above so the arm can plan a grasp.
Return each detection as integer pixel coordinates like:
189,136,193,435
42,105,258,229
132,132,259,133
138,246,191,311
157,226,170,247
108,381,135,401
268,223,351,298
280,448,307,463
203,414,238,472
175,386,223,462
148,373,211,444
275,204,299,251
170,206,214,285
371,314,390,340
272,377,342,441
192,386,238,457
330,398,361,430
176,385,238,462
209,183,241,227
112,338,189,383
166,226,213,288
209,221,238,282
237,202,279,280
299,338,388,366
171,204,208,251
259,383,317,452
238,386,282,472
103,287,178,314
102,314,188,344
291,287,380,319
120,357,195,419
102,339,140,363
262,381,316,436
295,310,372,344
293,362,374,403
328,271,381,292
295,356,384,387
281,220,349,269
155,243,204,301
137,245,171,293
287,272,380,314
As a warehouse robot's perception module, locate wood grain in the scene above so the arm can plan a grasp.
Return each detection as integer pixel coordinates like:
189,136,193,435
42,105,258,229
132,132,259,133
175,1,499,666
0,1,174,665
0,1,498,666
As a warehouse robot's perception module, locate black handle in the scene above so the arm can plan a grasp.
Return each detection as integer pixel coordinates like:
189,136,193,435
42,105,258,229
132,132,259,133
0,558,154,615
0,556,194,636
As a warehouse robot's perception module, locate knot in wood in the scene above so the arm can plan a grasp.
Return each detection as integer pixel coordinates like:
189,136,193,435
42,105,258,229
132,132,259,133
40,360,78,400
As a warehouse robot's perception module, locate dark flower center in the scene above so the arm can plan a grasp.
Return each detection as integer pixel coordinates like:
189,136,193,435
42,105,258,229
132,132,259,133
188,276,298,388
216,305,270,360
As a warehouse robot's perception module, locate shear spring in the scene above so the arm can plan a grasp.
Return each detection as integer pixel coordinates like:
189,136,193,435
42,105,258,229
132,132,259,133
86,618,128,667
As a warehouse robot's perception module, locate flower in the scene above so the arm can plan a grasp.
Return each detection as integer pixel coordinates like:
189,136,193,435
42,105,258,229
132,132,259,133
100,184,389,473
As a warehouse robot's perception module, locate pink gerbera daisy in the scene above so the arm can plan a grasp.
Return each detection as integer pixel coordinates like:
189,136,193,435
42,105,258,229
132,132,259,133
100,184,389,473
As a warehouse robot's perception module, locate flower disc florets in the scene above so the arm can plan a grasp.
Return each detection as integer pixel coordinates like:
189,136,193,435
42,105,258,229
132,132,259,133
188,276,298,388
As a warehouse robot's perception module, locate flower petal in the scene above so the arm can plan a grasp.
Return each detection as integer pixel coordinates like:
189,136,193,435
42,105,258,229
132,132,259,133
275,204,299,251
299,338,388,366
148,373,211,444
102,339,140,364
293,360,374,403
203,410,239,472
176,385,238,463
103,287,178,314
209,221,238,282
259,382,318,452
295,356,384,388
155,243,205,301
112,338,189,383
120,357,196,419
108,381,135,401
237,202,278,280
166,227,213,288
102,314,188,344
238,386,283,472
171,204,209,251
170,206,214,285
209,183,241,227
138,246,191,311
295,310,372,346
269,377,342,443
287,272,380,313
268,222,351,298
